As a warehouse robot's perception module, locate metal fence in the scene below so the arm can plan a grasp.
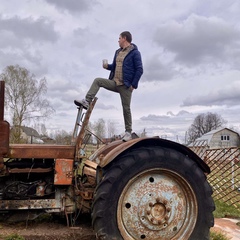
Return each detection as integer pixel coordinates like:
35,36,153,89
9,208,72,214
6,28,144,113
190,144,240,208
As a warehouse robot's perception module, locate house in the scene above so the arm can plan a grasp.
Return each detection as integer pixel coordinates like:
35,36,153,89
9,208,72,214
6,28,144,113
11,126,44,144
21,126,44,144
189,127,240,149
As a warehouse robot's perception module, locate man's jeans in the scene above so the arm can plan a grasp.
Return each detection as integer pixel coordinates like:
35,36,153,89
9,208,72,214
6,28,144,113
86,77,132,133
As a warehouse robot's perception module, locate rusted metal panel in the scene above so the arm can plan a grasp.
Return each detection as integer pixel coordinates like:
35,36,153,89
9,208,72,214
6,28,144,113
89,140,124,164
8,144,75,159
82,160,97,178
0,121,10,156
97,137,210,174
83,166,96,177
0,81,5,121
0,81,9,158
9,167,52,173
0,199,61,210
98,138,147,167
54,159,73,185
74,98,97,157
85,159,97,169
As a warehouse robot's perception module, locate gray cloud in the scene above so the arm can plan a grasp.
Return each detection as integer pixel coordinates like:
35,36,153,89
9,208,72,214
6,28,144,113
0,49,44,73
182,81,240,107
141,114,170,121
1,0,240,137
95,102,117,110
153,14,240,66
73,28,90,46
0,16,59,43
138,111,196,143
143,55,176,82
140,110,193,121
45,0,98,14
0,15,59,73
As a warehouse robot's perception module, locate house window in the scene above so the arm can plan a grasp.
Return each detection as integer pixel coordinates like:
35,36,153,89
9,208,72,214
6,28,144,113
221,135,230,141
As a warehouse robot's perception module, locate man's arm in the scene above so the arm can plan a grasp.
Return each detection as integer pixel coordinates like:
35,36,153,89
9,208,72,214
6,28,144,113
131,51,143,89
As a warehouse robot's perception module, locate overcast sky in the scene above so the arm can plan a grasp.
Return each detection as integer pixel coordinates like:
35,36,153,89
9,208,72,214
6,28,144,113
1,0,240,143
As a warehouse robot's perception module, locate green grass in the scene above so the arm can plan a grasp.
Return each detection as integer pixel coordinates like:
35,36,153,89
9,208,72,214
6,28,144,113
0,228,231,240
211,199,239,240
3,234,25,240
214,199,240,218
210,231,230,240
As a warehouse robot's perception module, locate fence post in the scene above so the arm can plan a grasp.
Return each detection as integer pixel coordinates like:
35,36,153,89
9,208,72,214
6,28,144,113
231,152,235,190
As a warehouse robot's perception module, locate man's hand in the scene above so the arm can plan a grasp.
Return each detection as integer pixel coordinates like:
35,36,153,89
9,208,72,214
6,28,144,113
103,64,108,69
130,86,135,91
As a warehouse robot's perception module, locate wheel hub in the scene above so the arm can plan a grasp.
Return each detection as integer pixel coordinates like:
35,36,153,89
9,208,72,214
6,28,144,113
141,196,171,229
117,169,197,239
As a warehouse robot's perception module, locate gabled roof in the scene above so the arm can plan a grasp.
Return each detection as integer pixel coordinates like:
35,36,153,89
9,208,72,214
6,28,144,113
195,129,221,143
189,127,240,146
21,126,40,137
198,127,239,140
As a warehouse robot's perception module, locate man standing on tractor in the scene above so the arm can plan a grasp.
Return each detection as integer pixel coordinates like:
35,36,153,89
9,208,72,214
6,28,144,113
74,31,143,141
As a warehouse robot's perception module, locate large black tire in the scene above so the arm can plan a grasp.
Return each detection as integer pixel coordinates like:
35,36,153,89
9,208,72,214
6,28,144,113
92,146,215,240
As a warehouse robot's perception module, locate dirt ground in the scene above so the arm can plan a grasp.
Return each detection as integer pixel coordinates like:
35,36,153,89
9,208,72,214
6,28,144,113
0,217,239,240
212,218,240,240
0,214,95,240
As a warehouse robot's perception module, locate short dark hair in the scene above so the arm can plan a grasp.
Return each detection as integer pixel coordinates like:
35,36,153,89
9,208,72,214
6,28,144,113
120,31,132,43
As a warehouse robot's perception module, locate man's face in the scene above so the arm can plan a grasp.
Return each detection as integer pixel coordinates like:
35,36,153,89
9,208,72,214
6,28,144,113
118,35,126,48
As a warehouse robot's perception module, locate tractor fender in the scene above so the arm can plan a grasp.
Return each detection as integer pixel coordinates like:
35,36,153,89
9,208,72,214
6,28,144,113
97,137,210,174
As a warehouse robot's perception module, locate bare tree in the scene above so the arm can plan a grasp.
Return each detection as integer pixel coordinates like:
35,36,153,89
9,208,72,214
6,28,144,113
186,112,227,144
33,123,48,136
50,130,72,145
107,120,116,138
1,65,54,143
93,118,106,146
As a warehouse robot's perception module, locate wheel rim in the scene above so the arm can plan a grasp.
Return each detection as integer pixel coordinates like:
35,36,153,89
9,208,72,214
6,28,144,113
117,168,198,240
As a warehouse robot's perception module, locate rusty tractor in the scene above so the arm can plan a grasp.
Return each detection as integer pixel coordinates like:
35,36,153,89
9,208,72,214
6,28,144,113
0,80,214,239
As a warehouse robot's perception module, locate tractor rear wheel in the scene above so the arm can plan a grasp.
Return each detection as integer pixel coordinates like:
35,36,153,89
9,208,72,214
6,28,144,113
92,146,214,240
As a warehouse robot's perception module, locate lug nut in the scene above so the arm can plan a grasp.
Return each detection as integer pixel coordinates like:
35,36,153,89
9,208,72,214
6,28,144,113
158,220,162,225
149,202,153,207
156,197,160,203
146,210,151,215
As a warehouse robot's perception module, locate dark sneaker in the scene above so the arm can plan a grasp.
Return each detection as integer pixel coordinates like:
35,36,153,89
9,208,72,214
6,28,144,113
74,99,89,109
122,131,132,142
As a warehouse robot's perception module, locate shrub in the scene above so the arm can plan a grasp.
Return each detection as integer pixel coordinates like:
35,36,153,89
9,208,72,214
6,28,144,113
210,231,230,240
4,234,25,240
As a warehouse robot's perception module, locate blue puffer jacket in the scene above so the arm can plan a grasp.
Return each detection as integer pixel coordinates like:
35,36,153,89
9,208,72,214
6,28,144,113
107,43,143,89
